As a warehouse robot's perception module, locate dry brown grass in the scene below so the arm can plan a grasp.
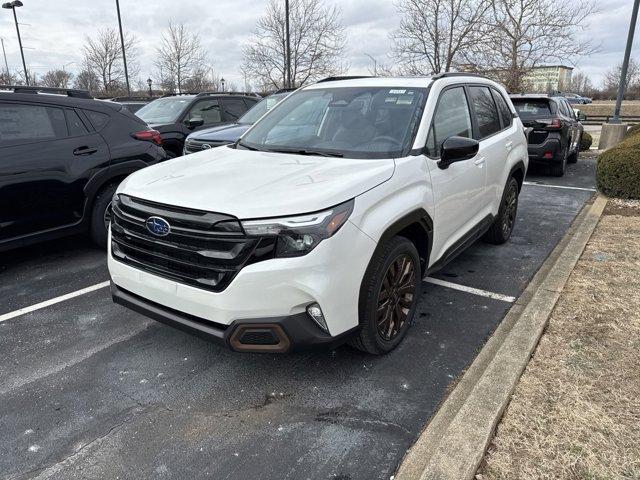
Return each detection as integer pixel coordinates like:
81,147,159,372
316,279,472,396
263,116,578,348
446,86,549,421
478,203,640,480
580,101,640,117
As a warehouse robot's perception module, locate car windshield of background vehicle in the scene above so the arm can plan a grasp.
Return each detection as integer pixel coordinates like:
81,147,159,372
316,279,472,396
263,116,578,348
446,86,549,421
511,99,552,119
238,94,287,125
136,96,194,124
240,87,428,159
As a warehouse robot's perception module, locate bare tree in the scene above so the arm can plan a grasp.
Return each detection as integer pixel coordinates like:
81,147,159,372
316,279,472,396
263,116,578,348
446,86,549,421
41,69,73,88
154,22,206,93
568,70,594,96
242,0,346,89
464,0,597,92
74,68,101,93
391,0,491,75
181,66,221,92
82,28,138,94
0,70,16,85
603,58,640,99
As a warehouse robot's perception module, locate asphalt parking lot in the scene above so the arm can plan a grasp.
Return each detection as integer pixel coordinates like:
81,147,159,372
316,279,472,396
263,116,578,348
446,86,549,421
0,155,597,480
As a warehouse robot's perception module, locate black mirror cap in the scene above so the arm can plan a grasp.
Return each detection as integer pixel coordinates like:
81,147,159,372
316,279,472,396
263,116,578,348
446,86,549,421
186,118,205,129
438,136,479,169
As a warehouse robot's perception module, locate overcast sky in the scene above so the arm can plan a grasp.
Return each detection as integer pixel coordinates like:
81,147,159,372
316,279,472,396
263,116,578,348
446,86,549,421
0,0,635,89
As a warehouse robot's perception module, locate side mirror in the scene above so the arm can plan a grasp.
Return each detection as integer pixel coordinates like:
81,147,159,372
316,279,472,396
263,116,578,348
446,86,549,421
185,118,204,129
577,111,587,122
438,136,479,169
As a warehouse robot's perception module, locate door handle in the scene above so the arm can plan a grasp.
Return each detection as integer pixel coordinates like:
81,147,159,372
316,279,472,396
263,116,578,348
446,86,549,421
73,146,98,156
505,141,513,150
473,156,485,167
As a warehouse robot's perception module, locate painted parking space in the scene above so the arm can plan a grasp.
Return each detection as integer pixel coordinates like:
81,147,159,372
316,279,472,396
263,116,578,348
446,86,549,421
0,155,597,479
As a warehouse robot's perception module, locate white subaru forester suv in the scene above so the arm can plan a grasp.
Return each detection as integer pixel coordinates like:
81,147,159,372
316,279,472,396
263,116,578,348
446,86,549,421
108,74,528,354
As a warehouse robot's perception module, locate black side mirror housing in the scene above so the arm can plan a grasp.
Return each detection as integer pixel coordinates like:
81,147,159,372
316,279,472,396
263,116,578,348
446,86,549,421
577,112,587,121
185,118,204,129
438,136,480,169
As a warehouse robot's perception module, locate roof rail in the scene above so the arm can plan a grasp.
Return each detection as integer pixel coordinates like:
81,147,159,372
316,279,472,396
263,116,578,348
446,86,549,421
431,72,488,80
160,91,261,98
109,96,152,102
316,76,373,83
0,85,92,99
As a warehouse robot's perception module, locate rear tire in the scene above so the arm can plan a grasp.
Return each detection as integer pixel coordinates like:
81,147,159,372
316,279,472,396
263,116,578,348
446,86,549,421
90,183,118,249
550,147,567,176
483,177,519,245
349,236,421,355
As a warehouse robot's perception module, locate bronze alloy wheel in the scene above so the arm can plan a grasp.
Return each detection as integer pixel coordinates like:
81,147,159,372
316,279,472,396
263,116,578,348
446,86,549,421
502,184,518,237
376,254,416,341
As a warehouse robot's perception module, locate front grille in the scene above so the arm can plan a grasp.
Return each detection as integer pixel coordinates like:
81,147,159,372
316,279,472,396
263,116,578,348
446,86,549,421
110,195,276,292
184,138,232,154
528,130,549,145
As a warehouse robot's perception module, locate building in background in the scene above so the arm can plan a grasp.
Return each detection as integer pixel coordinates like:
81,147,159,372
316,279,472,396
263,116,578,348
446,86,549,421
523,65,573,93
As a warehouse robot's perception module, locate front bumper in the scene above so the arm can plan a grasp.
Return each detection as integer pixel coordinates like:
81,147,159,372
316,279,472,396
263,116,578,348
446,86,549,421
111,282,356,352
108,219,377,349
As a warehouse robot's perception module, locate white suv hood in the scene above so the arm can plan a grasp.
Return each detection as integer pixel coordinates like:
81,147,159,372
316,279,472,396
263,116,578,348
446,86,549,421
118,146,395,218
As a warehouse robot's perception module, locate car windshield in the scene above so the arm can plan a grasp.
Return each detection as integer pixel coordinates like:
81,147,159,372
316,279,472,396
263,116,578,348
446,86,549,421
240,86,428,159
511,99,553,118
136,96,195,124
238,93,288,125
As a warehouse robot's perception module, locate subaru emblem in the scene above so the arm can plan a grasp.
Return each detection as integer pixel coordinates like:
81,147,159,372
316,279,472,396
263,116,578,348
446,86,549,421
202,143,212,149
145,216,170,237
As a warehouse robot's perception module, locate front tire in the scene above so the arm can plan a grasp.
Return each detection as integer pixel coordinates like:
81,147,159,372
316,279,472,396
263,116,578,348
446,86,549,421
349,236,421,355
90,183,118,249
483,177,519,245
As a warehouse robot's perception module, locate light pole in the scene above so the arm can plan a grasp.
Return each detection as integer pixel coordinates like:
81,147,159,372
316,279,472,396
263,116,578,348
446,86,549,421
147,77,152,98
612,0,640,123
1,37,9,78
114,0,130,97
221,77,225,92
62,61,74,72
365,53,378,76
285,0,291,89
2,1,28,85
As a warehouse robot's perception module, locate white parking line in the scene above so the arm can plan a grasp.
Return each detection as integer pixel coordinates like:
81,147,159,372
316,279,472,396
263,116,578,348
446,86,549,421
424,277,516,303
523,181,596,192
0,281,110,323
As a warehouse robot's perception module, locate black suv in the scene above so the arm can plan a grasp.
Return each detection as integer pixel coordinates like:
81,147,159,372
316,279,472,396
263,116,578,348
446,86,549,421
510,94,584,176
0,85,168,251
135,92,260,157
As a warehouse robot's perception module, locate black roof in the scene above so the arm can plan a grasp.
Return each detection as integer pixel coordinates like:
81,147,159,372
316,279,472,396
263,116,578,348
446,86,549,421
0,85,123,113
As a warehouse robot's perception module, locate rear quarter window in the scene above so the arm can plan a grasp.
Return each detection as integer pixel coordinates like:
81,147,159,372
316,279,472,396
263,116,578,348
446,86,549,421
85,110,110,130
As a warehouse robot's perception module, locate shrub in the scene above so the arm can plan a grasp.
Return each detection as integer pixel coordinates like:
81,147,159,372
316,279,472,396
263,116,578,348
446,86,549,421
597,133,640,199
580,131,592,151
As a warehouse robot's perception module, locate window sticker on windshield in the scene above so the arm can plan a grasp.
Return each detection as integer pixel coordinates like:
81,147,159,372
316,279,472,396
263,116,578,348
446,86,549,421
389,89,406,94
385,97,397,103
397,97,413,105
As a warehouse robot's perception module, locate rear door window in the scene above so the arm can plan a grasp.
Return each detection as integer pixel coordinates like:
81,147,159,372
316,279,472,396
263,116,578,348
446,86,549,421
66,110,89,136
492,90,513,129
425,86,473,158
468,86,501,139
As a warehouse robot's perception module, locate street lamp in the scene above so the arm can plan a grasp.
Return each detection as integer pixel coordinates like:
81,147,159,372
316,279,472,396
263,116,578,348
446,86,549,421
147,77,152,98
2,0,28,85
221,77,225,92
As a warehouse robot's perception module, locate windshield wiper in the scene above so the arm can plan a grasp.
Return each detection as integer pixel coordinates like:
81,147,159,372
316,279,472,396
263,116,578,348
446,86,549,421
235,140,261,151
266,147,344,158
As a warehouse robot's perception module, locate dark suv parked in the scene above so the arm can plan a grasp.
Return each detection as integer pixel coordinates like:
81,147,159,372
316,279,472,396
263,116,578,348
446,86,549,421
136,92,260,157
183,90,291,154
510,94,584,176
0,85,167,251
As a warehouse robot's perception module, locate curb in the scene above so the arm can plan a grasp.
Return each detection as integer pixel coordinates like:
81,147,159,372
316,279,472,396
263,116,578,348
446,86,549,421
395,195,608,480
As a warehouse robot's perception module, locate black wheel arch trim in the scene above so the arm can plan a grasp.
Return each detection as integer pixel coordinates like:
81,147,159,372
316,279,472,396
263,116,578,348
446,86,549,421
376,208,433,274
509,160,527,190
84,159,149,200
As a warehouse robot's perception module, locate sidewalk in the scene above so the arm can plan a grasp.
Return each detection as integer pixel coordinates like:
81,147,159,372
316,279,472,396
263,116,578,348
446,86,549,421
477,198,640,480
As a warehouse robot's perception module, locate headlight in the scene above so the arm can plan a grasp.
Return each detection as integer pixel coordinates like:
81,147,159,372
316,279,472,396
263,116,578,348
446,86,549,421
241,199,354,257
